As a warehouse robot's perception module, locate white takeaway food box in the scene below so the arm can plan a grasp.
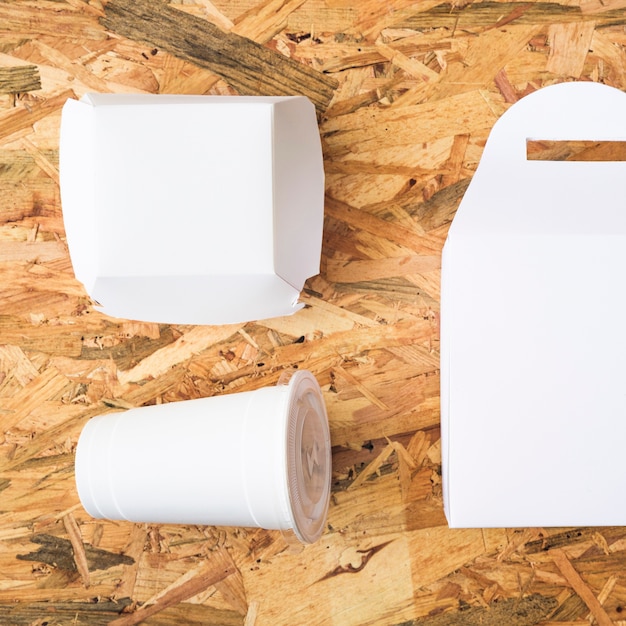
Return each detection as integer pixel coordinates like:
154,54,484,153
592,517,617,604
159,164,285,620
59,94,324,325
441,81,626,527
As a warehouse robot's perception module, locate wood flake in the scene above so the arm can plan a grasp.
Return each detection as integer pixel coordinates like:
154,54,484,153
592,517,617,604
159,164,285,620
109,548,237,626
102,0,338,111
0,65,41,94
62,513,91,588
551,549,615,626
118,324,245,385
546,22,596,77
0,89,75,141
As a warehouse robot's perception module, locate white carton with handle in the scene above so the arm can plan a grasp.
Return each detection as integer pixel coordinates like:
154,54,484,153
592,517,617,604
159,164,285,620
59,94,324,325
441,82,626,527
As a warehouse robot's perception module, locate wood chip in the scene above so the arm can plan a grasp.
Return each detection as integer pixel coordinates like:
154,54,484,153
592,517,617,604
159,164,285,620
109,547,237,626
62,513,90,588
546,22,596,77
117,324,245,385
0,65,41,94
0,89,75,141
333,364,389,410
551,549,615,626
326,254,440,283
102,0,337,111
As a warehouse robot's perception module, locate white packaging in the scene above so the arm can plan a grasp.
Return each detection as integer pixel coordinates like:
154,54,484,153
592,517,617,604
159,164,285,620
59,94,324,325
441,82,626,527
75,370,331,544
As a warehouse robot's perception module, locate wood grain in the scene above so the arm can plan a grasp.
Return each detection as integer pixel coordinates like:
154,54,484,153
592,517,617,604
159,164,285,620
102,0,338,110
1,1,626,624
0,65,41,94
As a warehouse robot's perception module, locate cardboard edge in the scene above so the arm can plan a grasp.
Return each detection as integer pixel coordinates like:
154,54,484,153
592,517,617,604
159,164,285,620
59,97,98,295
439,238,454,527
92,274,304,325
272,97,324,292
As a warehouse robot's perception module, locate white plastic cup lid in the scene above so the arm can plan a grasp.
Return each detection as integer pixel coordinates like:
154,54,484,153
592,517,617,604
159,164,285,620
282,370,332,543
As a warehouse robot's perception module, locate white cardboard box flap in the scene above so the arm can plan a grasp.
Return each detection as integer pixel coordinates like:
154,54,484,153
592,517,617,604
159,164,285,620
441,82,626,527
59,94,324,325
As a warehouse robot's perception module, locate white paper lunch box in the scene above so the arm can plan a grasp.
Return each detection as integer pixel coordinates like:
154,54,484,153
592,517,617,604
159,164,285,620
441,81,626,527
59,94,324,325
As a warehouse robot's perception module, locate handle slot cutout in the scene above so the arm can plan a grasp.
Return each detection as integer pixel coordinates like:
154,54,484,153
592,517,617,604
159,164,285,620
527,140,626,161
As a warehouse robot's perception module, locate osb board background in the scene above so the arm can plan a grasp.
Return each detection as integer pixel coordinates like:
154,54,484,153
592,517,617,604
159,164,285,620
1,0,626,625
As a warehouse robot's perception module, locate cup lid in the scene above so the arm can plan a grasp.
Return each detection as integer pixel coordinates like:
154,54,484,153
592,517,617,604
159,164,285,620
282,370,331,544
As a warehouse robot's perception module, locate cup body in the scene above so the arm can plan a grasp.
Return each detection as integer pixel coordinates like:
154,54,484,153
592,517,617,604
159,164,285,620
75,370,331,543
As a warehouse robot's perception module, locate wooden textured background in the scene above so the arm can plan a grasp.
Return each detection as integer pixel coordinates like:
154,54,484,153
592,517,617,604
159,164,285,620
1,0,626,624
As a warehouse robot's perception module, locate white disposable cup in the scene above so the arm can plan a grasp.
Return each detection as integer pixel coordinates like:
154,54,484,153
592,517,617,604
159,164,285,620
75,370,331,544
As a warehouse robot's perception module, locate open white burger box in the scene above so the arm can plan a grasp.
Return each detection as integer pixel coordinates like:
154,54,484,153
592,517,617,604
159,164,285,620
59,94,324,325
441,82,626,527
